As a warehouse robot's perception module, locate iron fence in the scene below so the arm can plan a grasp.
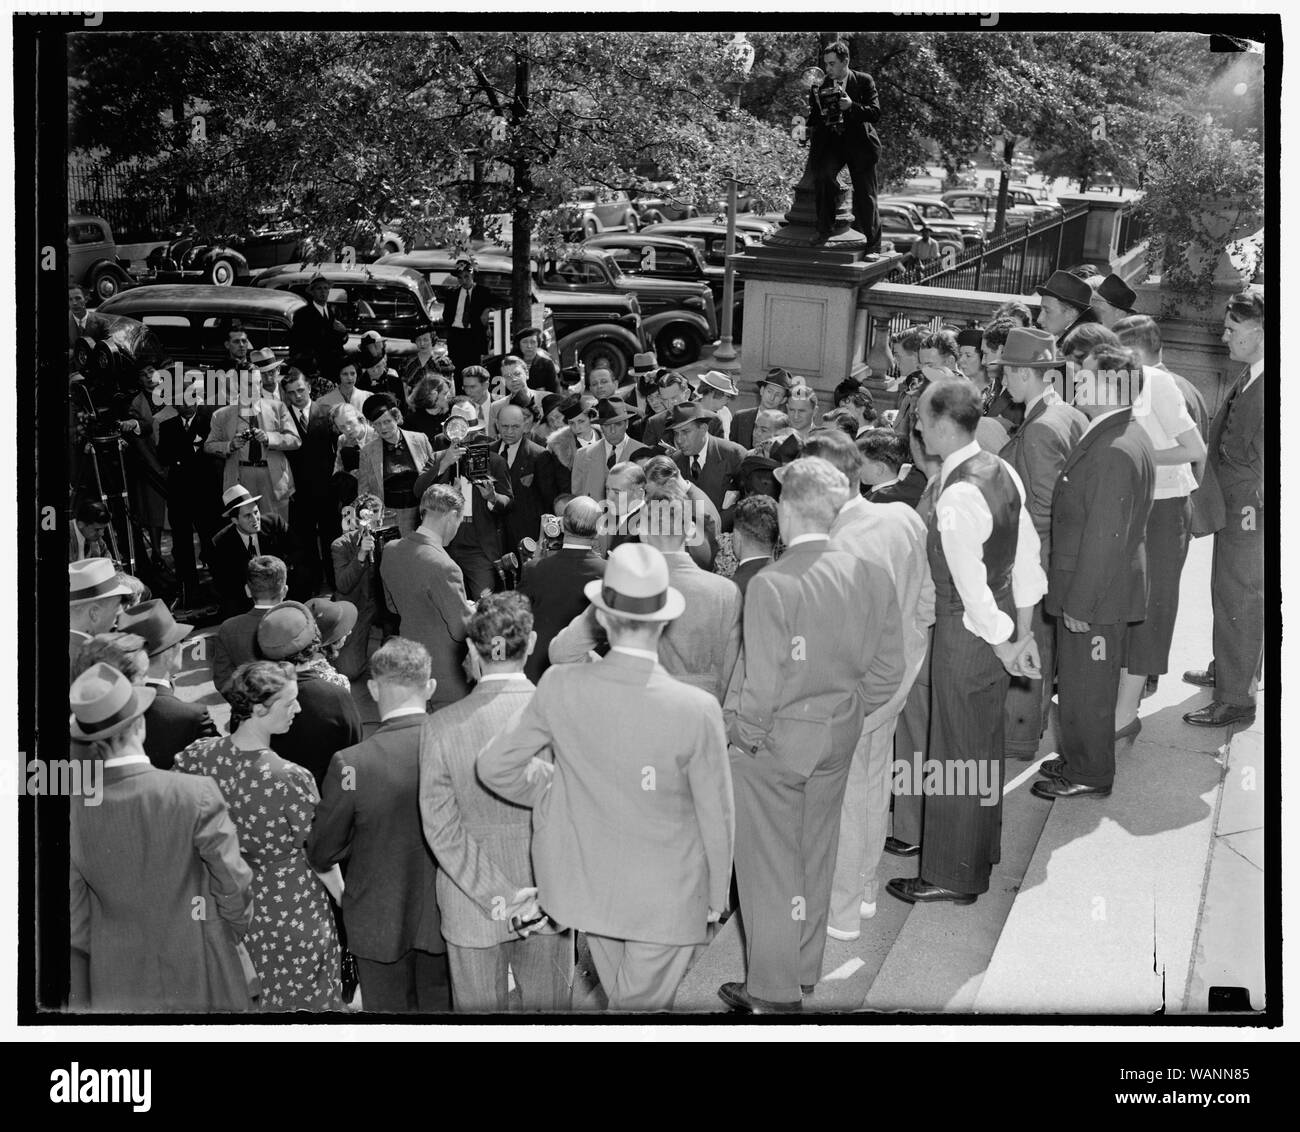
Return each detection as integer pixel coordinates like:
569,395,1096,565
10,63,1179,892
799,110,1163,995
68,161,238,241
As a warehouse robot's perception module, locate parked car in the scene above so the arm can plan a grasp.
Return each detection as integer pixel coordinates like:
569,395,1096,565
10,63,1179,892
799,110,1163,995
555,186,641,239
378,249,644,383
880,195,984,245
67,214,137,305
531,246,717,368
97,285,306,372
1009,184,1063,215
878,203,965,260
879,200,980,251
631,181,700,225
584,232,744,343
226,221,306,272
139,226,250,288
254,262,442,359
939,190,1039,234
639,218,769,268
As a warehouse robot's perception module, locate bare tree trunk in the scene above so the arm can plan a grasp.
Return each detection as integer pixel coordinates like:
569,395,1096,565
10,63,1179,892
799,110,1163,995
510,39,533,328
993,137,1013,238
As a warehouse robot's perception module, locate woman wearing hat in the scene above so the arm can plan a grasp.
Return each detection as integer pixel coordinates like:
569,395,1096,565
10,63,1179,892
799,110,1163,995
357,332,406,405
532,392,567,447
175,661,344,1012
330,491,385,681
398,327,445,389
351,394,437,536
544,394,601,498
403,374,453,444
70,663,258,1013
306,596,361,686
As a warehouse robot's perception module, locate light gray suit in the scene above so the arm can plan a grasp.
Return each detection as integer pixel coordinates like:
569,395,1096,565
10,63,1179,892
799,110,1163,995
205,398,301,521
478,651,734,1010
572,436,647,501
354,429,437,522
547,550,741,702
419,675,572,1011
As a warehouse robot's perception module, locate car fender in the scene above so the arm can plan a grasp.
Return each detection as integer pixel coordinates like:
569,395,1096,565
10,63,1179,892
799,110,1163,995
640,309,711,341
197,246,250,274
555,323,640,365
84,257,133,283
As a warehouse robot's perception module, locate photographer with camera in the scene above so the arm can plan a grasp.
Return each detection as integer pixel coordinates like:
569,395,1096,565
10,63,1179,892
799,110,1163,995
808,39,882,249
417,399,513,599
355,394,437,537
330,492,394,681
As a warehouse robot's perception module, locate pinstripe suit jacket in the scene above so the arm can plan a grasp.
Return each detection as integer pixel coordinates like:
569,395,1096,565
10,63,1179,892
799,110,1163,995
418,677,541,948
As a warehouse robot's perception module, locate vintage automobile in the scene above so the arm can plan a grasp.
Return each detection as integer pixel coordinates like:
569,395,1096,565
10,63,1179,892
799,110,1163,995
638,218,769,268
876,203,965,260
378,249,644,382
880,195,985,246
939,190,1040,234
67,214,137,305
139,225,251,287
555,186,641,239
254,263,443,359
584,232,744,345
631,181,701,225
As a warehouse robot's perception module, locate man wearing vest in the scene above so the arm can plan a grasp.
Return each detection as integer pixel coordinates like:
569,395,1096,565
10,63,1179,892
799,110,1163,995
886,382,1045,906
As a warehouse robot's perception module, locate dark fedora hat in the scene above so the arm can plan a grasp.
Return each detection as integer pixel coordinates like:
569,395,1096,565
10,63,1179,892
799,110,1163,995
117,599,193,656
1036,269,1094,311
956,328,985,348
759,367,794,393
595,398,638,423
666,401,718,432
1000,326,1067,369
1095,273,1137,313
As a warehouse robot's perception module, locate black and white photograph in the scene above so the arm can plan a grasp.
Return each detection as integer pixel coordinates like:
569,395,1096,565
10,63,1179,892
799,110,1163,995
8,0,1289,1084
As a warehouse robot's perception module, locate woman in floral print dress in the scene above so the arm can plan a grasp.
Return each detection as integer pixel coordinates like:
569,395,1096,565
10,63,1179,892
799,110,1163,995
175,661,344,1011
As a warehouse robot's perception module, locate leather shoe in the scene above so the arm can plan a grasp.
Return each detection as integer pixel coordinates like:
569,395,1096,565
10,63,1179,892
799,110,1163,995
884,836,919,857
1039,756,1067,778
1114,718,1143,742
886,877,976,905
1182,668,1215,689
1031,777,1112,800
801,984,816,996
718,981,802,1014
1184,701,1256,728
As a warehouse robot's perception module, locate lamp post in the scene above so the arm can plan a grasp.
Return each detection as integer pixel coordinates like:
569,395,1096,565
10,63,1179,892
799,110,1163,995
713,33,755,371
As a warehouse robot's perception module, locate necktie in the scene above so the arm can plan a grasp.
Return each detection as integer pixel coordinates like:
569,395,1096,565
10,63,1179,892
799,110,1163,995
690,456,701,481
246,535,259,559
607,444,618,469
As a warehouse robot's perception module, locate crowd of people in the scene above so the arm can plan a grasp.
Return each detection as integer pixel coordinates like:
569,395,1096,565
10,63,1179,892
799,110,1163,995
64,255,1264,1014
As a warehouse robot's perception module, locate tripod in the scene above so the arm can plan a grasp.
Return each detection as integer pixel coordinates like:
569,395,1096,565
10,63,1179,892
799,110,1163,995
73,432,138,576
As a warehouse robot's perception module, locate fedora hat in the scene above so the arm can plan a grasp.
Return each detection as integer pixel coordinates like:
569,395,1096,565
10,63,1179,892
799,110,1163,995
631,351,659,375
305,597,358,647
70,662,156,742
584,543,685,623
695,370,739,397
68,558,133,605
1000,326,1067,370
666,401,718,432
760,367,794,393
117,599,192,656
447,400,485,430
561,393,598,422
1095,273,1137,313
249,347,282,373
595,398,637,424
1036,269,1094,311
256,600,319,660
540,393,566,420
221,484,263,515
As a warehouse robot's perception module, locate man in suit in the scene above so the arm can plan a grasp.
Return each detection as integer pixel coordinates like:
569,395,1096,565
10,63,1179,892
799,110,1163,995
68,499,112,563
68,558,130,680
1035,269,1101,341
496,403,555,555
289,272,348,380
67,283,109,365
307,637,450,1013
442,259,497,382
69,664,255,1012
595,460,647,558
1089,272,1138,330
205,353,301,524
731,369,794,451
419,595,574,1011
800,433,929,941
573,398,647,501
859,428,927,508
381,484,477,710
619,351,661,429
1180,294,1264,727
117,599,218,769
277,367,327,591
669,402,746,522
156,375,219,604
888,382,1045,904
208,486,303,618
486,356,540,438
210,555,288,697
1033,348,1155,798
518,496,606,684
730,494,778,598
479,544,734,1011
808,40,882,248
693,370,740,443
719,457,893,1013
549,476,741,702
997,327,1088,758
637,371,693,450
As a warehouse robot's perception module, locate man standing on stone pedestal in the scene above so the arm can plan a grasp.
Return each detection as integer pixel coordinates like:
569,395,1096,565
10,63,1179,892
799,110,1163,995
808,39,882,249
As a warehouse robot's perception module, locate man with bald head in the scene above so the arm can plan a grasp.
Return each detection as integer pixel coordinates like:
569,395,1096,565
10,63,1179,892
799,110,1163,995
518,495,608,684
496,401,554,553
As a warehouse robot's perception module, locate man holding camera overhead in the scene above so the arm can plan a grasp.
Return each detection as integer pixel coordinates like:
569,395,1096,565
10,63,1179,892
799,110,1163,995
415,398,513,599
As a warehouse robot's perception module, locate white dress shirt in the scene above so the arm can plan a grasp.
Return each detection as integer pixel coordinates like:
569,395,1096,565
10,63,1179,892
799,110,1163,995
934,440,1047,645
785,533,828,549
103,753,152,769
453,287,472,329
1241,358,1263,392
381,705,429,721
611,645,659,662
1132,365,1197,499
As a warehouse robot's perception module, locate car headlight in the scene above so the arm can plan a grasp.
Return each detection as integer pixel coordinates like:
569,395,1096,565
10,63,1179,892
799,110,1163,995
685,296,704,310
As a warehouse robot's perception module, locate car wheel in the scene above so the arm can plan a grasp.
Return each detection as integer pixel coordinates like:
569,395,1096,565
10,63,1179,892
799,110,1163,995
578,339,628,383
655,324,702,367
643,209,664,226
381,235,405,256
624,212,639,233
583,219,599,238
89,267,120,304
205,256,237,286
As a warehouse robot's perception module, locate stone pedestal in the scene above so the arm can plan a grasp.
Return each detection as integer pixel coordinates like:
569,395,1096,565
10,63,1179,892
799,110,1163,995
1057,191,1135,272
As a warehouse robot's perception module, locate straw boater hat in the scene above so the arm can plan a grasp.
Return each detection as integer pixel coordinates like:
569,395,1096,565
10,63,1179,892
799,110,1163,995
695,370,739,398
584,543,685,622
249,347,282,374
116,599,193,656
69,663,156,742
221,484,263,516
68,558,133,605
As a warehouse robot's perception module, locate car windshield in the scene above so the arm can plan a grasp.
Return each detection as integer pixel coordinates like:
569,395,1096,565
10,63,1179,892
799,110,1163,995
416,277,440,319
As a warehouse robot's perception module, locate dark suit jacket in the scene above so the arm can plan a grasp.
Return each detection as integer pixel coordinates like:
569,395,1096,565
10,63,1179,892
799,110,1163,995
998,395,1087,570
306,714,443,963
675,435,746,517
729,405,760,450
142,682,219,770
212,607,272,696
867,465,928,510
518,546,607,683
499,436,554,552
439,285,497,355
1198,367,1263,538
731,555,771,599
269,669,363,790
415,450,514,568
210,515,302,618
642,406,722,451
1046,409,1155,626
527,352,560,393
289,302,347,377
68,311,109,353
808,67,882,156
